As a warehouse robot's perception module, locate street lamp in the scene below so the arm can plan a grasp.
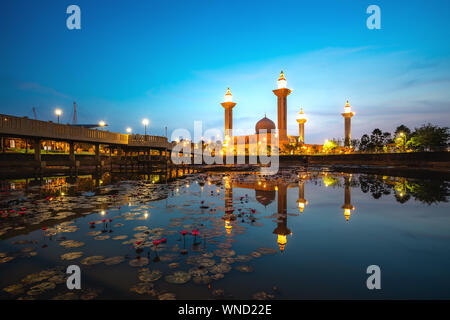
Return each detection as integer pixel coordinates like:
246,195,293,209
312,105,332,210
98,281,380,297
142,118,149,135
126,127,132,134
99,121,106,128
55,109,62,124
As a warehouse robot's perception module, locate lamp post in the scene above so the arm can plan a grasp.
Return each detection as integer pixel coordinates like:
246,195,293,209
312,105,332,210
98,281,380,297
55,109,62,124
142,119,149,135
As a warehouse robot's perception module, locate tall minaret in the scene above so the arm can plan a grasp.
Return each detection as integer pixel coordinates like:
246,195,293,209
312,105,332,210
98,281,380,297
273,70,292,144
221,88,236,139
342,175,355,222
341,100,355,147
296,108,307,144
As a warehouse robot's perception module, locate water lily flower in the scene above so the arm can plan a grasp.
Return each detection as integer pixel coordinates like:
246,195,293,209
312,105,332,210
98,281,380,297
160,238,167,243
180,230,188,236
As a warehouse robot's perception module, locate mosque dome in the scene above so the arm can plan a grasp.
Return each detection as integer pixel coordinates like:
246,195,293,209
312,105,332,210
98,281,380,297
255,189,276,206
255,116,276,133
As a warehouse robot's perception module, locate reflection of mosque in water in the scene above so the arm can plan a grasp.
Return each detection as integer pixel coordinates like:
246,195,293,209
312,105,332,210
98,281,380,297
221,173,357,252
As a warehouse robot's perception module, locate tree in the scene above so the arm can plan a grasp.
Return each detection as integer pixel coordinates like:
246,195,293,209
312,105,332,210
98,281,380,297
407,124,450,152
323,140,338,153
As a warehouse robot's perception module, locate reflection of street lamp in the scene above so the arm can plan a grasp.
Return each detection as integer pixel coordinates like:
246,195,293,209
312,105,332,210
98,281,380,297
142,118,149,135
55,109,62,124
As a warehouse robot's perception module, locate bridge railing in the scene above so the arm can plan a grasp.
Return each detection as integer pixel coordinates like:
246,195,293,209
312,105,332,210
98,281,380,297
0,114,170,148
127,134,171,149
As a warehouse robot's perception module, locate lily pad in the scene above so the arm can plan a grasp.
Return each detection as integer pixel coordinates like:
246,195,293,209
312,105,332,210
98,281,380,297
138,268,163,282
165,271,191,284
61,251,83,261
81,256,105,265
129,257,149,267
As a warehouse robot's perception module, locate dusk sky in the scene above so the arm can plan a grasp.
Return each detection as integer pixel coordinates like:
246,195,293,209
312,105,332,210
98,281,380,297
1,0,450,143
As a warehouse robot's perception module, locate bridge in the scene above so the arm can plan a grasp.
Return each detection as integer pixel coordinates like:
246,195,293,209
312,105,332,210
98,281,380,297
0,113,180,178
0,114,172,149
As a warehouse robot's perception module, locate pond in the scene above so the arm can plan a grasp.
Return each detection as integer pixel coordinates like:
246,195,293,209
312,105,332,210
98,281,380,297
0,169,449,300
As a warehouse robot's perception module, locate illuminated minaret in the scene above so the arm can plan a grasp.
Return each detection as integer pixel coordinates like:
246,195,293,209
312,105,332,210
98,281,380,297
296,108,307,144
273,183,291,252
296,179,308,214
221,88,236,139
273,71,292,144
342,175,355,222
341,100,355,147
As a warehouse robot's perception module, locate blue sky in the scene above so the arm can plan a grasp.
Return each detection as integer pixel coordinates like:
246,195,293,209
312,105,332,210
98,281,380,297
1,0,450,143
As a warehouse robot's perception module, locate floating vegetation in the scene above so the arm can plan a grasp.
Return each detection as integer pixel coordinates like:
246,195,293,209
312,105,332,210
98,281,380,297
81,256,105,265
60,240,85,248
158,292,176,300
61,251,83,261
214,249,236,258
112,235,128,240
252,291,275,300
209,263,232,274
257,247,278,255
130,282,157,296
165,271,191,284
235,265,254,273
129,257,149,267
94,235,110,241
138,268,163,282
104,256,125,265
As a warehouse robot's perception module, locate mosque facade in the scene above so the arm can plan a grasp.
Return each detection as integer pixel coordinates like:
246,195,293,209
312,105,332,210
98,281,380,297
220,71,355,154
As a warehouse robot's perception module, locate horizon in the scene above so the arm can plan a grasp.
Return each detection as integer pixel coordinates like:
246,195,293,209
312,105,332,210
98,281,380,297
1,0,450,143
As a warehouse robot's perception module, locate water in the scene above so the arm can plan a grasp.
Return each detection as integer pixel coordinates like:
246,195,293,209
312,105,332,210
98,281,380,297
0,169,449,300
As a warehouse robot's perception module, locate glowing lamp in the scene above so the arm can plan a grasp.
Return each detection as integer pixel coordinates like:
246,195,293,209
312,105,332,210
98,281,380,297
296,108,307,121
224,88,233,102
99,121,106,127
344,208,351,221
277,70,287,89
344,100,353,114
277,234,287,252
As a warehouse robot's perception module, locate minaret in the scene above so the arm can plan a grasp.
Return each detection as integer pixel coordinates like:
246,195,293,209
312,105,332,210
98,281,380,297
296,108,307,144
342,175,355,222
273,183,291,252
341,100,355,147
296,179,308,214
221,88,236,139
273,71,292,144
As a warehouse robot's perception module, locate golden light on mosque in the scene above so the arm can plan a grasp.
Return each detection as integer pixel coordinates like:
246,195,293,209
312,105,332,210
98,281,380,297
343,100,355,115
277,70,287,89
277,234,287,252
344,208,352,221
225,219,232,234
224,88,233,102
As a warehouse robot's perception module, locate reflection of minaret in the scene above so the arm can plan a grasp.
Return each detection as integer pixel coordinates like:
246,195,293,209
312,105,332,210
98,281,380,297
341,100,355,147
224,177,234,234
221,88,237,139
273,183,291,252
342,175,355,222
296,180,308,214
273,71,292,144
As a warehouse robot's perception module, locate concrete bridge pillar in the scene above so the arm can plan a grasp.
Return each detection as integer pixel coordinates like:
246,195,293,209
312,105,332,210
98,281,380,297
69,142,75,162
33,138,41,162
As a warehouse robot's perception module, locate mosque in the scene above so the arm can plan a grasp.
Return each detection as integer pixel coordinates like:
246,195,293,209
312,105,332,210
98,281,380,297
220,71,355,154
